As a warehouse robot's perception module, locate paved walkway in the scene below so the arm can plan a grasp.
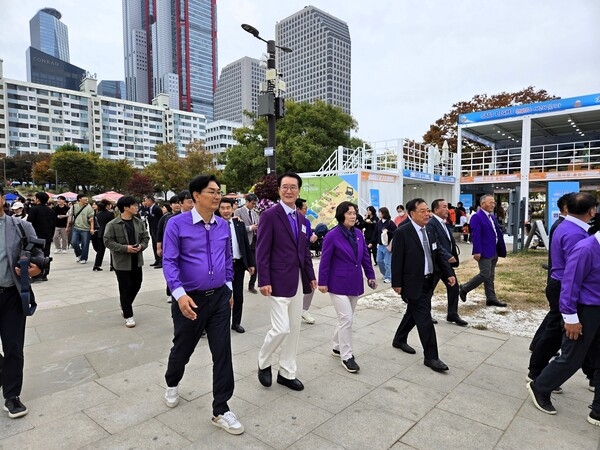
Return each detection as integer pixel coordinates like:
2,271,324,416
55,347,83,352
1,247,599,449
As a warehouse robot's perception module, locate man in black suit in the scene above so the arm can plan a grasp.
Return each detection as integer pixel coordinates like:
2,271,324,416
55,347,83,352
391,198,457,372
27,192,56,281
427,199,468,327
142,195,163,267
219,197,255,333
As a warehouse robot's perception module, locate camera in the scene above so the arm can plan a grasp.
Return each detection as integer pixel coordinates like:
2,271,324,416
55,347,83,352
19,236,52,276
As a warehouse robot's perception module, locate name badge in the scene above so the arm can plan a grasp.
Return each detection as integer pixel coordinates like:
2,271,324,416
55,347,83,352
432,243,437,251
301,224,307,234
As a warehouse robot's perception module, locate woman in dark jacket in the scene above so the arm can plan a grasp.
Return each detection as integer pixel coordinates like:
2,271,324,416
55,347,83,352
93,200,116,271
357,206,379,266
368,206,397,283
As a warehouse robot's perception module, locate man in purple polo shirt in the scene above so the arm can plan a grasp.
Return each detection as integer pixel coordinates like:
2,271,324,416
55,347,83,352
528,231,600,426
161,174,243,435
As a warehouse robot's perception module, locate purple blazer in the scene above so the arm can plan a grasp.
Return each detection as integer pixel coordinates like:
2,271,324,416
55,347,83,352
470,209,507,258
256,203,316,297
318,226,376,296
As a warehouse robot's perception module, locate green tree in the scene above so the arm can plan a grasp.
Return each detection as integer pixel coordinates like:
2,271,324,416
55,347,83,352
423,86,558,152
49,144,100,192
222,99,360,191
143,143,188,197
184,140,218,179
96,158,135,192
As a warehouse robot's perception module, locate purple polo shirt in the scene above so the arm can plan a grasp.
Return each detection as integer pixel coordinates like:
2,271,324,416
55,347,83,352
549,216,589,281
163,208,233,300
560,232,600,324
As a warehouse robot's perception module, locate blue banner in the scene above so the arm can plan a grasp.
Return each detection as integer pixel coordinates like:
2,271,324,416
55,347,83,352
459,194,473,210
370,189,380,209
547,181,579,228
458,93,600,124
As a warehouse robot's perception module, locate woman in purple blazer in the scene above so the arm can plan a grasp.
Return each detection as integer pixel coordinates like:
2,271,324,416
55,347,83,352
318,202,377,373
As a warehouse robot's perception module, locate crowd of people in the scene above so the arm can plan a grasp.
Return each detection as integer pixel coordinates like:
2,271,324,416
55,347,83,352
0,179,598,433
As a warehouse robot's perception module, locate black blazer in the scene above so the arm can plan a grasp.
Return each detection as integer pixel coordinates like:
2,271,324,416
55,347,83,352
232,218,255,270
426,216,459,268
391,221,454,300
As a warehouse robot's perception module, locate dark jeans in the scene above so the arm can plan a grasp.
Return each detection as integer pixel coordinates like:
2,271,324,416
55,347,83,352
533,304,600,409
115,266,143,319
0,286,26,399
528,278,563,377
393,277,439,360
232,259,246,326
165,285,234,416
248,248,257,289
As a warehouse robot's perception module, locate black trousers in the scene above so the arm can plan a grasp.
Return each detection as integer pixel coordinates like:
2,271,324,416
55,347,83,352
94,236,107,268
534,304,600,412
393,278,439,360
528,278,563,377
232,259,246,326
248,248,257,289
150,228,160,263
433,272,459,317
165,285,234,416
0,286,26,399
115,266,143,319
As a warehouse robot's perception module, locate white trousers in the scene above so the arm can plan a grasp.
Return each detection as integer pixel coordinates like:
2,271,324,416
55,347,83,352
258,272,303,379
330,293,359,361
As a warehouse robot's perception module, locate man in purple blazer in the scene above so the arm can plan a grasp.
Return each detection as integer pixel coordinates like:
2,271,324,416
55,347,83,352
256,172,317,391
459,194,507,307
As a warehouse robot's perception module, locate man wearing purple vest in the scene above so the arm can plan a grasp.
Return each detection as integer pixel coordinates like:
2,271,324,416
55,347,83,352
256,172,317,391
459,194,507,307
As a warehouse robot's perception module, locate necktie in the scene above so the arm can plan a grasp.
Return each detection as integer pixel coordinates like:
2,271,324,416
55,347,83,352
288,212,298,240
488,214,498,243
421,227,434,275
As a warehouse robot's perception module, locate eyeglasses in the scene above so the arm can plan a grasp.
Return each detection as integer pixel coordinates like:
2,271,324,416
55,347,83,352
202,190,223,197
280,185,299,192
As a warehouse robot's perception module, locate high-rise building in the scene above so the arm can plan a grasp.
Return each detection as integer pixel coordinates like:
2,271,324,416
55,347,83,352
27,7,86,90
98,80,126,99
122,0,217,120
29,8,70,62
214,57,265,125
276,6,351,115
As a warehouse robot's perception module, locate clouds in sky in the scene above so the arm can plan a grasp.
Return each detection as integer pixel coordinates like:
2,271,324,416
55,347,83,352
1,0,598,143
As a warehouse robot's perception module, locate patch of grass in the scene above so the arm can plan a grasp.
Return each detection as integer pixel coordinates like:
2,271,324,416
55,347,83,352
434,247,549,312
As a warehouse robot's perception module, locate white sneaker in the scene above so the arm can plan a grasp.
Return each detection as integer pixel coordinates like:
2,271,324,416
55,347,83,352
166,297,172,304
212,411,244,435
61,249,68,254
125,317,136,328
54,249,61,254
301,311,316,324
164,386,179,408
78,260,87,264
383,278,391,283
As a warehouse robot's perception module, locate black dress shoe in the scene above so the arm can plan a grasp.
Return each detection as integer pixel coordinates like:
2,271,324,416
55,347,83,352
432,318,438,324
258,365,272,387
392,342,416,354
231,324,245,333
248,287,258,294
277,373,304,391
459,285,467,302
150,262,158,267
486,299,507,307
424,359,449,372
92,266,103,272
447,315,468,327
153,264,163,269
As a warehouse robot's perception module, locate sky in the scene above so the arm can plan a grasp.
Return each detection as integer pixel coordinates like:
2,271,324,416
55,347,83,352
0,0,599,144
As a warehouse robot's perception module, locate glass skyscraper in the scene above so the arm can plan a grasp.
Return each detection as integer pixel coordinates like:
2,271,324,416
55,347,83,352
29,8,70,62
122,0,217,119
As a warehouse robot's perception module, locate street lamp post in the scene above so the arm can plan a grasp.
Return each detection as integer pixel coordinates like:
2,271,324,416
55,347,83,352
241,24,292,177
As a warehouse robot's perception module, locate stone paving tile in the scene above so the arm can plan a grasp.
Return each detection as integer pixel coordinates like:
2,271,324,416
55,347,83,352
463,363,528,400
286,433,345,450
443,329,506,354
186,428,275,449
22,354,99,400
83,384,173,434
495,416,600,450
360,377,446,422
94,360,167,396
232,374,288,408
243,395,333,449
439,340,489,372
330,352,405,387
25,380,118,427
79,417,193,449
400,408,502,449
396,360,471,394
0,410,34,440
0,411,109,449
436,383,524,430
313,400,414,450
289,372,374,414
